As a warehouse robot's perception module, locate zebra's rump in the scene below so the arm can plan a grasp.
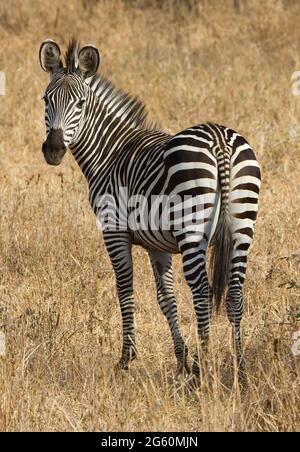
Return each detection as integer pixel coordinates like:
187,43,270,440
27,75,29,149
129,123,260,251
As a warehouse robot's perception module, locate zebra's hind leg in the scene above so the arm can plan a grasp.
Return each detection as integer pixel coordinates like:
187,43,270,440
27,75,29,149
226,282,246,385
180,239,213,381
226,245,249,385
148,250,190,376
103,231,136,370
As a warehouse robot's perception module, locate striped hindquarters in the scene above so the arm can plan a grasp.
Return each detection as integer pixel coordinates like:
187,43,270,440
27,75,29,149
204,124,259,307
160,123,260,305
228,126,261,283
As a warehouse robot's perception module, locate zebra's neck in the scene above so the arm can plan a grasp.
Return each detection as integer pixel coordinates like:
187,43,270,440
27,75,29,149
70,89,135,178
69,75,167,201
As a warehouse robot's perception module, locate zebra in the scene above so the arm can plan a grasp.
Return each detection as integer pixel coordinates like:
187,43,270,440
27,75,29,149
39,39,261,382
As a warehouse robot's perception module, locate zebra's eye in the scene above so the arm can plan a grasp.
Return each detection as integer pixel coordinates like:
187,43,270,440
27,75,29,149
77,99,85,108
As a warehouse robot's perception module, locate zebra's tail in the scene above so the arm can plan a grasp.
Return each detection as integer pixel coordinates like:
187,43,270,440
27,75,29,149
211,148,233,310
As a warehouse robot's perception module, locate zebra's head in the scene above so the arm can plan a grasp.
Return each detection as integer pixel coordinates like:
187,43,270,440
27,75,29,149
39,39,100,166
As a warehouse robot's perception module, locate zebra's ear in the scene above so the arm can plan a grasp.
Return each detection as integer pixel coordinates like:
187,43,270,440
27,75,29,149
39,40,63,74
78,45,100,79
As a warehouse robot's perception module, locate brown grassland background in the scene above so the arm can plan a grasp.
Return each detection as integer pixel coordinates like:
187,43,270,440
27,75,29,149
0,0,300,432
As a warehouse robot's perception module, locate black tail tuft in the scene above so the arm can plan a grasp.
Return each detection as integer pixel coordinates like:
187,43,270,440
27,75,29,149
211,212,233,311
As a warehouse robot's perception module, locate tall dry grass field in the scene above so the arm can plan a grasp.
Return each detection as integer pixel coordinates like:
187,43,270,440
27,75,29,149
0,0,299,432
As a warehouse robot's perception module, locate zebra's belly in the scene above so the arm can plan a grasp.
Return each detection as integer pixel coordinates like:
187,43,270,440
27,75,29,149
129,187,221,253
131,229,180,254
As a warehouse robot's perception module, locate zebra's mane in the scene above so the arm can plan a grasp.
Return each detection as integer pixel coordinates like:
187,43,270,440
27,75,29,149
65,38,80,74
64,39,159,131
88,76,159,131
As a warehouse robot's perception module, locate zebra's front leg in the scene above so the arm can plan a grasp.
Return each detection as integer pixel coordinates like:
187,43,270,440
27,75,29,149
104,231,136,370
148,250,190,376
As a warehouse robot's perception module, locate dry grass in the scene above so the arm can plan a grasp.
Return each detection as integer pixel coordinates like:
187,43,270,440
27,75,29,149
0,0,299,432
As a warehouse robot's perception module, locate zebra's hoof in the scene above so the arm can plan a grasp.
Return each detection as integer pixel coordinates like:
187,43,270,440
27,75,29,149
176,361,191,378
118,350,137,370
118,359,129,371
186,373,201,391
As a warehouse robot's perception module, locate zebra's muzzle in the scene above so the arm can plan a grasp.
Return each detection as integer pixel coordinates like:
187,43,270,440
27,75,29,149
42,128,67,166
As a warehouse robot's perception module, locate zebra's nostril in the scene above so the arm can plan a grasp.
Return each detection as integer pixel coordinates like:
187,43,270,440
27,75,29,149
43,128,65,153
